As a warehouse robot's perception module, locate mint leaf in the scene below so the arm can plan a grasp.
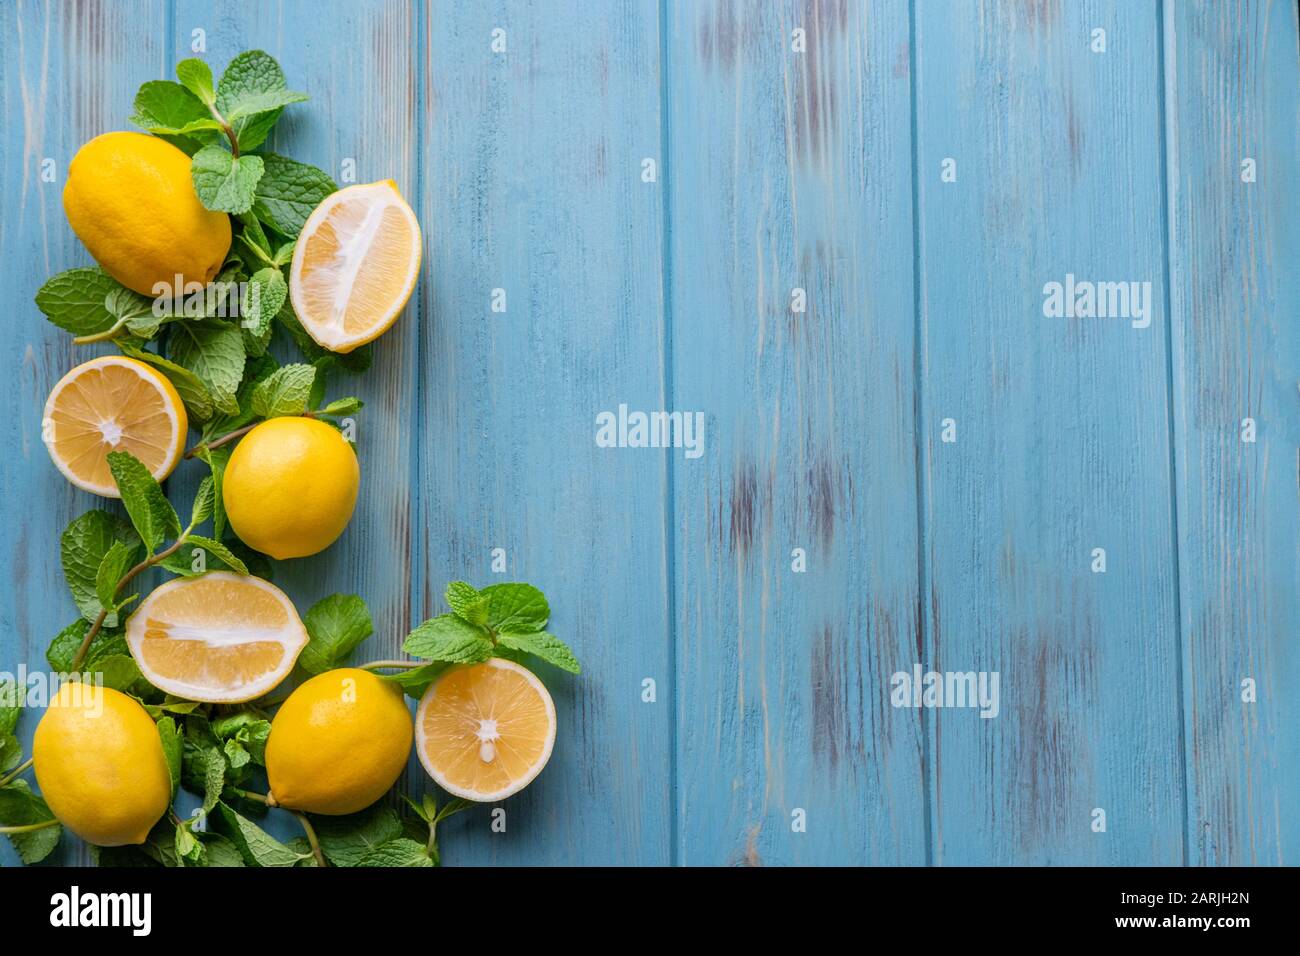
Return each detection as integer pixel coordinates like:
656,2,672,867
188,536,249,574
0,679,19,737
157,716,183,797
130,80,221,138
494,630,580,674
176,58,216,106
319,397,363,417
250,362,315,418
240,267,287,356
386,661,446,699
300,594,374,674
212,803,302,867
480,583,549,633
117,338,216,422
202,749,227,813
88,654,144,693
168,320,246,415
216,51,305,151
0,780,61,864
402,615,493,663
191,145,264,214
195,445,230,540
94,540,134,613
356,838,433,867
200,352,275,439
35,267,126,336
191,476,216,527
313,805,402,866
107,450,181,550
252,154,336,237
161,538,247,577
45,620,128,673
60,510,141,625
445,581,490,627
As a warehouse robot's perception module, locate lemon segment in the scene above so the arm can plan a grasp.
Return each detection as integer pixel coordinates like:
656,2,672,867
32,681,171,846
415,658,558,802
288,179,421,353
42,355,187,497
266,668,414,815
125,571,309,703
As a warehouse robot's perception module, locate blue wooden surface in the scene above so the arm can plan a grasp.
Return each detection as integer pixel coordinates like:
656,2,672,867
1,0,1296,867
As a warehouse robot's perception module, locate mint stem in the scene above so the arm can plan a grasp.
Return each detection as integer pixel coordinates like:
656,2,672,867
357,660,424,672
185,411,321,460
292,810,326,868
0,819,59,835
0,757,33,788
72,319,127,345
69,527,193,671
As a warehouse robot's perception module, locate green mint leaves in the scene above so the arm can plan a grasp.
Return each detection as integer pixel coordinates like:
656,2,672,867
252,154,337,236
300,594,374,675
191,146,265,214
401,581,581,678
106,451,181,550
215,51,307,151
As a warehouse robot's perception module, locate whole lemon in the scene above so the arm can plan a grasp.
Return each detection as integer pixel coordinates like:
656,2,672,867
223,417,360,559
266,668,413,815
63,131,231,296
32,682,171,846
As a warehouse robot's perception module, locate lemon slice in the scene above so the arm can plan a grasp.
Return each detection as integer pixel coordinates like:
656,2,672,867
416,658,558,802
125,572,308,703
288,179,421,353
42,355,187,497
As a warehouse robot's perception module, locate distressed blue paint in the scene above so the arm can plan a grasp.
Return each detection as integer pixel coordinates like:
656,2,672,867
1,0,1297,867
1164,0,1300,866
666,0,927,865
913,0,1187,865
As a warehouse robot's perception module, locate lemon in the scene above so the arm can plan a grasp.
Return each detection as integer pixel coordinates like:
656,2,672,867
223,417,360,559
266,668,413,815
63,131,231,296
416,658,557,802
289,180,421,353
42,355,188,497
32,682,171,846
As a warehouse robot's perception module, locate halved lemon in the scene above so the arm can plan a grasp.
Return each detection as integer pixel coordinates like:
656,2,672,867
288,179,421,354
416,658,558,802
125,572,308,703
42,355,187,497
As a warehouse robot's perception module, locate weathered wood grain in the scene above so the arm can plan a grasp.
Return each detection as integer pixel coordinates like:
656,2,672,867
416,0,672,864
3,0,1297,869
1164,0,1300,865
0,0,168,868
913,0,1185,864
667,0,927,865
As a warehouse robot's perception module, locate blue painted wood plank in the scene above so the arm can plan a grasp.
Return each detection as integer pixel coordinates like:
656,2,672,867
0,0,168,867
417,1,673,864
666,0,928,865
1164,0,1300,865
913,0,1186,864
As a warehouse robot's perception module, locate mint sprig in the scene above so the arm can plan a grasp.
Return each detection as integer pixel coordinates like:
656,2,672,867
400,581,581,677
